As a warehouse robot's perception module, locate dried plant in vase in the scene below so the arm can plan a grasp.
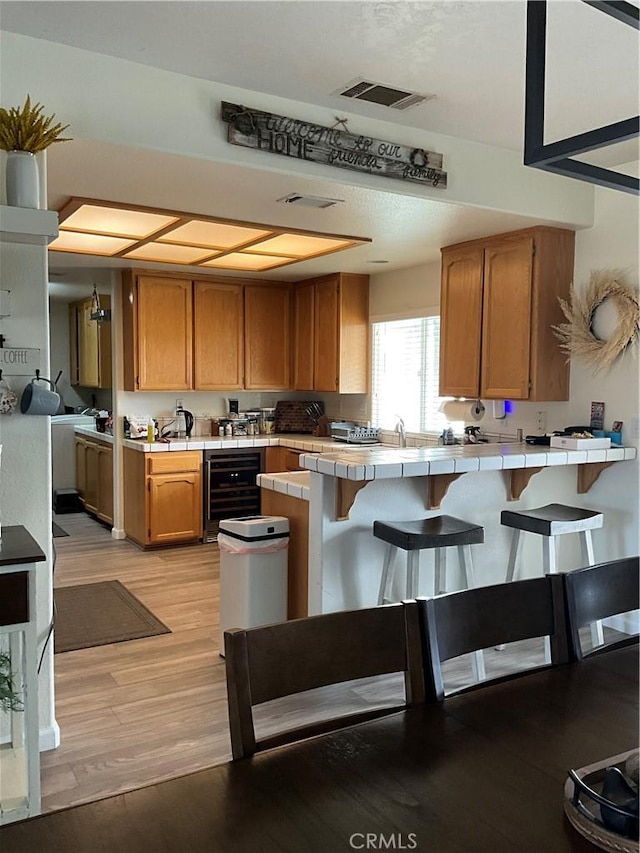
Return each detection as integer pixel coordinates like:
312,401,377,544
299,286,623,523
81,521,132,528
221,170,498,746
553,270,640,373
0,95,71,208
0,651,23,713
0,95,71,153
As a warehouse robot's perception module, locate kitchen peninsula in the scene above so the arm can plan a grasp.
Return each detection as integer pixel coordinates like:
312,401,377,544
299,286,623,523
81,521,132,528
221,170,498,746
261,442,637,616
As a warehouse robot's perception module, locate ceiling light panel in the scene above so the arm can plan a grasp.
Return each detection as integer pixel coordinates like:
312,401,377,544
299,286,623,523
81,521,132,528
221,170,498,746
123,243,218,264
49,231,137,256
201,253,290,271
60,204,178,238
51,199,371,269
246,234,353,257
157,220,274,249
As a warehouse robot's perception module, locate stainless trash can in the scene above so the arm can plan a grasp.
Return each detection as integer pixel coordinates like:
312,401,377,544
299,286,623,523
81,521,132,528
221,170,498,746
218,515,289,655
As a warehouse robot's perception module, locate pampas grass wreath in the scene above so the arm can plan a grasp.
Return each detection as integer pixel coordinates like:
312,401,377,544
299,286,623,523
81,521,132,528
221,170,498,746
553,270,640,373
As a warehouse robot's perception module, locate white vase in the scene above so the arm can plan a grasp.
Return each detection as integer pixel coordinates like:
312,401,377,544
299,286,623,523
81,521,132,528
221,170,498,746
5,151,40,209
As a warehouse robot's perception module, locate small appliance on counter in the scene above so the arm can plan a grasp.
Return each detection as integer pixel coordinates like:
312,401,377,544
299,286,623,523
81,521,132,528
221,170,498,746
330,422,381,445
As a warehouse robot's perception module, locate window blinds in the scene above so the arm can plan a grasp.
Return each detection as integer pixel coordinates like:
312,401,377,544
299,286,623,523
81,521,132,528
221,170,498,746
371,317,448,433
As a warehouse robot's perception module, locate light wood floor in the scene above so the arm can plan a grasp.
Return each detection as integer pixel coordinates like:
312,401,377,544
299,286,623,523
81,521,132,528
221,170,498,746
43,512,610,814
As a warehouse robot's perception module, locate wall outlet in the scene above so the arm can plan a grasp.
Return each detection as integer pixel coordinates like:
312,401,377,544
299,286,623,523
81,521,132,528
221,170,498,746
176,398,183,411
536,410,547,432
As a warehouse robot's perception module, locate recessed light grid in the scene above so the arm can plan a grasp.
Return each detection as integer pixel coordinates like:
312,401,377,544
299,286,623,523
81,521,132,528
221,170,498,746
49,198,370,270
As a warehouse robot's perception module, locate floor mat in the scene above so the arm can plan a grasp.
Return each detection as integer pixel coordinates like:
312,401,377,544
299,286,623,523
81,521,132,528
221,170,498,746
52,522,69,538
54,581,171,653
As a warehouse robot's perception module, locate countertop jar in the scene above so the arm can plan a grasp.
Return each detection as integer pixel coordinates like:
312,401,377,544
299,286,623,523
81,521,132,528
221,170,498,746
259,408,276,435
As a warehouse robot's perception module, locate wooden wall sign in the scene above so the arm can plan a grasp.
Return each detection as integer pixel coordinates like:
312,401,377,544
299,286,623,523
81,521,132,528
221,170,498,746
0,348,41,375
221,102,447,189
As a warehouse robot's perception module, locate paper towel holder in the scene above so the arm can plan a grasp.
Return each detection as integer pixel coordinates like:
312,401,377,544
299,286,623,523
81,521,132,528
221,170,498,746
439,398,486,421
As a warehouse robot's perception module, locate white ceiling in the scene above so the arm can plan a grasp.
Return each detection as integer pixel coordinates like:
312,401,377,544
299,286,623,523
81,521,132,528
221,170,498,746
1,0,638,288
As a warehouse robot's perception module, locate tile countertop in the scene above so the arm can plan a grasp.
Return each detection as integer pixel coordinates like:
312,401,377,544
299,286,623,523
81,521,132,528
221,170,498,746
113,433,376,453
257,471,311,501
74,426,115,445
299,442,637,481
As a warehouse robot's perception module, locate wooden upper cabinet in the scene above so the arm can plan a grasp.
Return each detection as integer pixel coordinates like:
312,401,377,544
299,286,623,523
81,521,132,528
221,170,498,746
300,273,369,394
69,296,112,389
481,238,533,399
439,248,484,398
314,276,340,392
122,273,192,391
292,281,315,391
439,227,574,401
194,281,244,390
244,284,291,390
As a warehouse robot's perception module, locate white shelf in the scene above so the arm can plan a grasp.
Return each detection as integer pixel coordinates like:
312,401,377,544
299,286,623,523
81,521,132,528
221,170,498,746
0,205,58,245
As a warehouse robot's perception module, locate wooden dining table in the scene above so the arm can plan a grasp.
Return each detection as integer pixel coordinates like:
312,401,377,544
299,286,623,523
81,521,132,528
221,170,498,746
2,644,638,853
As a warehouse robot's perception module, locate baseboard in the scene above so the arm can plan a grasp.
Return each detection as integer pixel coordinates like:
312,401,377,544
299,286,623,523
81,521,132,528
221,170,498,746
40,720,61,752
111,527,126,540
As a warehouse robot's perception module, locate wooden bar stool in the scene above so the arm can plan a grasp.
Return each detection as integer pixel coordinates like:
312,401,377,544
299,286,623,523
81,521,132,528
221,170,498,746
501,503,605,648
373,515,486,681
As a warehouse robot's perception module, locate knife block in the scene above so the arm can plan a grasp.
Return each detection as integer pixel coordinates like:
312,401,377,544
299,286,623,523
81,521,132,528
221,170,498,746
313,416,330,437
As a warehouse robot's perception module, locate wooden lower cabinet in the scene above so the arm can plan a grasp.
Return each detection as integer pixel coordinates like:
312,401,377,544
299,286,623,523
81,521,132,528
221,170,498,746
75,436,113,526
261,488,309,619
123,449,202,547
265,446,305,473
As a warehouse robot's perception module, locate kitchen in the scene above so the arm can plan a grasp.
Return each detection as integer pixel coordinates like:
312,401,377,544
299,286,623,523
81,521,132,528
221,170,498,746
0,0,638,825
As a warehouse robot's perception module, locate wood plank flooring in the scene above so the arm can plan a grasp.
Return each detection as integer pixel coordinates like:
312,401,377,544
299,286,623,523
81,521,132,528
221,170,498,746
43,513,614,814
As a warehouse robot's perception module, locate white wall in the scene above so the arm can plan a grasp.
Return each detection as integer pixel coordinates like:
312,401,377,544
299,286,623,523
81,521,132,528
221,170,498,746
0,238,58,751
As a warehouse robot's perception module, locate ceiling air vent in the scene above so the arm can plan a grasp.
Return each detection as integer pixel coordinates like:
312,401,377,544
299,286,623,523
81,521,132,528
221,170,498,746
277,193,344,209
335,79,435,111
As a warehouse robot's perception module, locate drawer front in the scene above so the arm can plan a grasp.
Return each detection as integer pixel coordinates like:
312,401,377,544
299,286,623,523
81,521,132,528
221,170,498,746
147,451,202,475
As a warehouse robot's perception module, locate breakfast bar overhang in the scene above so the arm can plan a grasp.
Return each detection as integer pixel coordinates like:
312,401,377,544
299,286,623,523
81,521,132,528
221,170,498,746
298,443,637,615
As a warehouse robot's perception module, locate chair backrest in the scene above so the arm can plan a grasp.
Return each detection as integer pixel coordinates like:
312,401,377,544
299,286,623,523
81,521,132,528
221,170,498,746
564,556,640,661
224,600,425,759
418,575,569,701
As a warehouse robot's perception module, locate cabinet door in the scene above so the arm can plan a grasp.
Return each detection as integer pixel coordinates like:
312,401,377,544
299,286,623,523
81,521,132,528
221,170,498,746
439,248,484,397
147,471,202,545
75,437,87,499
78,299,100,387
292,281,315,391
244,284,291,390
84,442,100,514
194,282,244,390
137,277,193,390
335,273,369,393
313,276,339,392
480,238,533,400
97,445,113,525
69,304,80,386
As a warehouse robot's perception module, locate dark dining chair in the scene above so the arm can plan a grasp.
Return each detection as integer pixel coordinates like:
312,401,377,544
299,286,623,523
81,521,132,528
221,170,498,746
224,600,425,760
563,556,639,662
418,575,569,701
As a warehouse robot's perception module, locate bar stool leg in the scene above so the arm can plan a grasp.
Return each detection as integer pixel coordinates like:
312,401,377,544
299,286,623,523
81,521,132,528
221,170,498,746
580,530,605,647
434,548,446,595
377,544,396,605
457,544,486,682
505,529,522,583
540,537,558,663
406,550,420,598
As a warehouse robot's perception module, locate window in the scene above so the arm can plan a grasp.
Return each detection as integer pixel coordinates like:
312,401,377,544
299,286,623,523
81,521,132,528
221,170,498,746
371,317,451,434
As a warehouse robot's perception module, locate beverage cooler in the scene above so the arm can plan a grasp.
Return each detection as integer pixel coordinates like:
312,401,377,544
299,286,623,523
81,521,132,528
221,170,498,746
203,448,264,542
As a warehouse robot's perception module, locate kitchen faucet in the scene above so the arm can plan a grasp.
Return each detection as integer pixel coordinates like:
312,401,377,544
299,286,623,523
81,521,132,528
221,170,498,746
394,416,406,448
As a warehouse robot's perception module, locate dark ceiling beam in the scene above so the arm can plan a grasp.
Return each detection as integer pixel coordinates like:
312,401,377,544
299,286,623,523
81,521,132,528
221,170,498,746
582,1,640,30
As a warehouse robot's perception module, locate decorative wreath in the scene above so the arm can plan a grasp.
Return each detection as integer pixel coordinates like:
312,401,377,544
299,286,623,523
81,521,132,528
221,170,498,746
553,270,640,373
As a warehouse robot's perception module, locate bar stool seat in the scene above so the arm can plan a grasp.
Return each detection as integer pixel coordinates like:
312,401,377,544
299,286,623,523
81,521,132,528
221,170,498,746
373,516,484,552
373,514,485,682
500,502,605,650
501,504,603,539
